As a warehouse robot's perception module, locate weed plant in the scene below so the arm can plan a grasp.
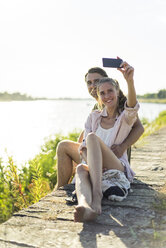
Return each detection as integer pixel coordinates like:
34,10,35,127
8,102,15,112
0,130,80,223
136,110,166,144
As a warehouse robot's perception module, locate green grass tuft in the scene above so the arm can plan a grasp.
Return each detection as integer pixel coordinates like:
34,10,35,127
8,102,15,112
0,129,80,223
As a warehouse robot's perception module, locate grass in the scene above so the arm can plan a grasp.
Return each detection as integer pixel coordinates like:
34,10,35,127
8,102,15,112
135,110,166,146
0,129,80,224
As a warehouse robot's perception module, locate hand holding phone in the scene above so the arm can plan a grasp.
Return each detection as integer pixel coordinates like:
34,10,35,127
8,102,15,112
102,58,123,68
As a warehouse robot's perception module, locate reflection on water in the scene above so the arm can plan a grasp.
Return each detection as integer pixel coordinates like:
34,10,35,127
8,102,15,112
0,100,165,167
139,102,166,121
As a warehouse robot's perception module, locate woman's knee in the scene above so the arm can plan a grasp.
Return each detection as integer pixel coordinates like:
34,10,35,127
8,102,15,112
76,164,88,175
86,132,98,144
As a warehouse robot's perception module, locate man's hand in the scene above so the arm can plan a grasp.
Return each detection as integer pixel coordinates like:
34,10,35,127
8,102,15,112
80,147,87,163
111,144,126,158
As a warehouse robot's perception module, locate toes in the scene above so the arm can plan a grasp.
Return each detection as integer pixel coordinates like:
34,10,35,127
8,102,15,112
74,206,85,222
74,206,98,222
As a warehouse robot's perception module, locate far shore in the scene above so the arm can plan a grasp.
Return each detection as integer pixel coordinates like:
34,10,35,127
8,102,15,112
0,97,94,102
0,97,165,103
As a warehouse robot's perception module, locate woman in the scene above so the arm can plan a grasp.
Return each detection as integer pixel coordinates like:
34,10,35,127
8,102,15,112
74,61,140,222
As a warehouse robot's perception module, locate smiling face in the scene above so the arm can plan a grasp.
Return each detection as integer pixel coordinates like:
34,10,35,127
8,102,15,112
85,73,104,99
98,82,119,109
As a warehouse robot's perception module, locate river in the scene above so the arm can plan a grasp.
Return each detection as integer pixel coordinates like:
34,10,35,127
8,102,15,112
0,100,165,167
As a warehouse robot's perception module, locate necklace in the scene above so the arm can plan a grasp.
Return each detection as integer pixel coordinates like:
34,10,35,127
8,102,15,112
106,115,117,121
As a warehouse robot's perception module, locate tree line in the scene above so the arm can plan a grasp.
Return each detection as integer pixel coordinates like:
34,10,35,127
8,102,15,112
0,92,47,101
137,89,166,99
0,89,166,101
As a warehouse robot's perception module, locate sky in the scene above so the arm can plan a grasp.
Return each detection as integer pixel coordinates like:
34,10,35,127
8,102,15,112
0,0,166,99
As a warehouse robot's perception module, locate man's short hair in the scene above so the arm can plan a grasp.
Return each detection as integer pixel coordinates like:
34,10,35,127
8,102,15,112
85,67,108,81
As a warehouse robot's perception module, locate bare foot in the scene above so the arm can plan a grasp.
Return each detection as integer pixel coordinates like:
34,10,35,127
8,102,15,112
91,202,102,215
74,205,97,222
91,193,102,214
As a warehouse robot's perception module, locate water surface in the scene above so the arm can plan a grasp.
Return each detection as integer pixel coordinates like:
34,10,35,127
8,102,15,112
0,100,165,166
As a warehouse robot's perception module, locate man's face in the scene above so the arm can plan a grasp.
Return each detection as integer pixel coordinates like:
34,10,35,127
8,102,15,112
85,73,103,99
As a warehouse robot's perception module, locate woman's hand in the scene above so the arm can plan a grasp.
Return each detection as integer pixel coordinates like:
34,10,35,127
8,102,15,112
117,57,136,108
117,59,134,84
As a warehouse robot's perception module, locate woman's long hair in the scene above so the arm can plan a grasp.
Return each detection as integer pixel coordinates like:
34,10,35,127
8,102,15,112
97,77,127,114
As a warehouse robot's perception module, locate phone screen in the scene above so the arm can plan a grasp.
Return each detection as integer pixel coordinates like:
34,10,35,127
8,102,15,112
102,58,123,68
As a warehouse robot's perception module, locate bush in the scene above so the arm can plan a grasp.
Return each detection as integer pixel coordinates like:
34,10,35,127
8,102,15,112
0,129,80,223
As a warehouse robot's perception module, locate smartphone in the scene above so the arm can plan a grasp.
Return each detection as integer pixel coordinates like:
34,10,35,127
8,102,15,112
102,58,123,68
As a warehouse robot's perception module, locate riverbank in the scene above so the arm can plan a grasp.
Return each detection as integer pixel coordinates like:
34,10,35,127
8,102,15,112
0,127,166,247
138,98,166,104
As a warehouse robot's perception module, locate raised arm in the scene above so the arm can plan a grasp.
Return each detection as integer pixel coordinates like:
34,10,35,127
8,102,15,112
111,60,144,158
118,61,136,108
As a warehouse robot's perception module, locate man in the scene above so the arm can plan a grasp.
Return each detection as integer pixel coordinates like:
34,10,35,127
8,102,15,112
55,67,144,189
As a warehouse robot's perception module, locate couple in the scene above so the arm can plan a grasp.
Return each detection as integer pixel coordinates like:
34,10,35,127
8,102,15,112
56,60,144,222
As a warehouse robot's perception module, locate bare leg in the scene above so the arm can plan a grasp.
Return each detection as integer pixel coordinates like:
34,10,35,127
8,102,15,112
74,164,97,222
74,133,125,222
86,133,103,214
55,140,81,189
86,133,124,213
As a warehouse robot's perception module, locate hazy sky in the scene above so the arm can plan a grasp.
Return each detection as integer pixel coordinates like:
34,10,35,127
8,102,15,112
0,0,166,98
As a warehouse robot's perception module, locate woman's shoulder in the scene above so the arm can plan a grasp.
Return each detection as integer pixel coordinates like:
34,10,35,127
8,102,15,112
91,108,102,114
87,109,102,121
90,109,102,117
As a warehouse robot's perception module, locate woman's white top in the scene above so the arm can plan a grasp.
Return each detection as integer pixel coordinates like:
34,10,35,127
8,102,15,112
95,124,114,147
